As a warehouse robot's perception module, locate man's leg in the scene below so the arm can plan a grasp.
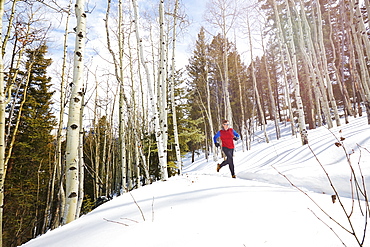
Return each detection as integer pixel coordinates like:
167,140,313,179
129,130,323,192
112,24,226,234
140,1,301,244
220,147,229,168
225,148,235,176
221,147,235,176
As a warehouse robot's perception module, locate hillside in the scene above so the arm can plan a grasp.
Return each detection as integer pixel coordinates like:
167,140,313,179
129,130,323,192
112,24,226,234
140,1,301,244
22,116,370,247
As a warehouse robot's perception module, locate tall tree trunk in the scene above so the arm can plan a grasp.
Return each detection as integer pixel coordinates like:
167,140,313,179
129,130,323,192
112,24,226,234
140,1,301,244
261,29,280,139
272,0,295,136
47,0,72,230
93,84,100,200
169,0,182,175
63,0,86,224
349,0,370,123
132,0,167,181
247,13,269,143
76,98,85,217
158,0,169,180
314,0,340,127
327,6,352,123
293,0,329,129
235,49,247,151
284,0,308,145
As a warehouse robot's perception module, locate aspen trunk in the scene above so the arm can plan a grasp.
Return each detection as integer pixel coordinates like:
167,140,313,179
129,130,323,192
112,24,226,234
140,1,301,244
158,0,169,180
283,0,307,144
76,100,85,217
169,0,182,174
261,29,280,139
314,0,340,127
63,0,86,224
132,0,167,181
247,13,269,143
327,6,352,123
205,63,217,160
272,0,295,136
348,0,370,122
46,0,72,230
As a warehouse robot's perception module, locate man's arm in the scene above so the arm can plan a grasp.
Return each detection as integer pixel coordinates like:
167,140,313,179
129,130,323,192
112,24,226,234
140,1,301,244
213,131,220,144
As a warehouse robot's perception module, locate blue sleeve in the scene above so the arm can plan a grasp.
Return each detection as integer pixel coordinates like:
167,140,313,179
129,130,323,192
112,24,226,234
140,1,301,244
213,131,220,143
233,129,240,138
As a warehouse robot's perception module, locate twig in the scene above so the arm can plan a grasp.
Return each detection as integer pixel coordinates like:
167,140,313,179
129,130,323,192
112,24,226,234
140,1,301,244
120,217,139,223
130,192,146,221
306,144,360,242
356,144,369,246
152,196,155,222
103,218,128,226
271,165,352,235
308,208,347,247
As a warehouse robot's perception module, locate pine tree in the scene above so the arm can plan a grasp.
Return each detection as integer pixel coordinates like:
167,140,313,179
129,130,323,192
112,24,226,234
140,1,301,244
4,44,55,247
186,29,249,155
186,27,210,137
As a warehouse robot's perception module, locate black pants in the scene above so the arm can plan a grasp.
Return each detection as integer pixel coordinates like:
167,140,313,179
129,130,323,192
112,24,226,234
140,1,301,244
220,147,235,176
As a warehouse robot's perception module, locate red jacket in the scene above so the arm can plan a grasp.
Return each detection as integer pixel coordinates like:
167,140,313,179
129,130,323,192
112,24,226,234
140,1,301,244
213,128,239,149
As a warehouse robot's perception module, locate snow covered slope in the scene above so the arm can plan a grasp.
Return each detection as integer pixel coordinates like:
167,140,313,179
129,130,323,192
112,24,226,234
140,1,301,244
21,116,370,247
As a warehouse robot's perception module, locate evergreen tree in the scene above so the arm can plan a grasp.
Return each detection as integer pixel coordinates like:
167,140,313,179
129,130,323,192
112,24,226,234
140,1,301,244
4,44,55,247
186,28,250,154
186,27,209,130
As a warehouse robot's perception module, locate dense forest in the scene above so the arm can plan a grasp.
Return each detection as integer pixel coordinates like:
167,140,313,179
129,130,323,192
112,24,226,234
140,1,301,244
0,0,369,246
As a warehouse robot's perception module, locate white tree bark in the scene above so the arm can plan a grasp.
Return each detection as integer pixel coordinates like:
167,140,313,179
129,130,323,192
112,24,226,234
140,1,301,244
132,0,168,180
272,0,294,136
247,12,269,144
158,0,169,180
118,0,127,192
283,0,308,145
313,0,340,127
260,28,280,140
63,0,86,224
76,99,85,217
169,0,182,175
296,0,331,129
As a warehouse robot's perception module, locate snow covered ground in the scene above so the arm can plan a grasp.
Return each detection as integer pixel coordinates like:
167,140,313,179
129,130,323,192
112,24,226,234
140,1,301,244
21,115,370,247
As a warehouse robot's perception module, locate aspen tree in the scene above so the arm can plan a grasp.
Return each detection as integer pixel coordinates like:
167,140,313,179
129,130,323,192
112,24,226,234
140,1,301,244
132,0,168,180
349,0,370,121
169,0,182,174
134,15,150,184
233,44,248,150
326,5,352,123
48,0,72,230
127,24,141,188
76,94,85,218
293,0,332,129
260,27,280,139
271,0,294,136
205,62,218,159
105,0,128,192
93,80,100,200
118,14,126,190
313,0,341,127
246,12,269,143
205,0,239,125
283,0,308,144
158,0,169,180
300,1,333,129
63,0,86,224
